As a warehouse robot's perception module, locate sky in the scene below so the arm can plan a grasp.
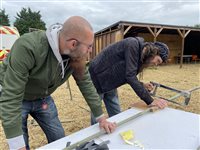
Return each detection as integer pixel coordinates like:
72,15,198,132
1,0,199,32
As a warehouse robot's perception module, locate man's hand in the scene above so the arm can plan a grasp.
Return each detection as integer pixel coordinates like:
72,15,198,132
149,98,168,109
97,116,116,134
143,82,154,92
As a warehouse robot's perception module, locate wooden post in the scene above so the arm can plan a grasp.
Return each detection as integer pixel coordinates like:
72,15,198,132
154,28,157,42
177,29,191,68
181,32,185,68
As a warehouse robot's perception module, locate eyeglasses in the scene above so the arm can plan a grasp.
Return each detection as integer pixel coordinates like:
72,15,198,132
66,38,93,50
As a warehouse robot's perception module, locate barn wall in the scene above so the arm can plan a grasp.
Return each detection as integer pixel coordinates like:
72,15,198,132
91,30,122,59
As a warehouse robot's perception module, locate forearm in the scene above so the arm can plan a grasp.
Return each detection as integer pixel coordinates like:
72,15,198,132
75,67,103,117
0,65,28,138
127,77,153,105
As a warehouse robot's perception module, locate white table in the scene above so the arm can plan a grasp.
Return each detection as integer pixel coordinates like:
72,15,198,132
37,108,200,150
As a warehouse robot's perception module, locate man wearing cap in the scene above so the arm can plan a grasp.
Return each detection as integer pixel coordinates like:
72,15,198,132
89,37,169,124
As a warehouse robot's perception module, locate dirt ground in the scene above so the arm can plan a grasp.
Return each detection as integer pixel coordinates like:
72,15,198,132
0,64,199,149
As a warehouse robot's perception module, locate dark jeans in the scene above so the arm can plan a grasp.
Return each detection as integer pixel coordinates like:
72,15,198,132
91,89,121,124
22,96,65,150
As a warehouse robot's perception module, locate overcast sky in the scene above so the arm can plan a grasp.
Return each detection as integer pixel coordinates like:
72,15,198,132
1,0,199,32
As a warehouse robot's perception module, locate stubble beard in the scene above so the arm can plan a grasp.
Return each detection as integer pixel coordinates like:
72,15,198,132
69,48,88,80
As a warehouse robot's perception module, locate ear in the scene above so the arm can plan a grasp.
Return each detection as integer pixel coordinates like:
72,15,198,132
72,40,77,47
70,40,78,50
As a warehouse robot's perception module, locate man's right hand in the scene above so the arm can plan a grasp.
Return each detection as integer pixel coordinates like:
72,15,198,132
143,82,154,92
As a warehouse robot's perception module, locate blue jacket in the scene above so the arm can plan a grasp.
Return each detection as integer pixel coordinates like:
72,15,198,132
89,37,153,105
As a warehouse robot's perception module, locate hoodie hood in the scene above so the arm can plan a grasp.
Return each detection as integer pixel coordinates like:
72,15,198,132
135,37,144,50
135,36,144,60
46,23,65,78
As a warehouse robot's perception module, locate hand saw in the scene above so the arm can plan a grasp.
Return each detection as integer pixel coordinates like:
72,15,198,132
149,81,200,106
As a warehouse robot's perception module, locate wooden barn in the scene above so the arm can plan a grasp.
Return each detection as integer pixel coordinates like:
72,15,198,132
90,21,200,67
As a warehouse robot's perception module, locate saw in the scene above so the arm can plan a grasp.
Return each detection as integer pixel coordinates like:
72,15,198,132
150,81,200,106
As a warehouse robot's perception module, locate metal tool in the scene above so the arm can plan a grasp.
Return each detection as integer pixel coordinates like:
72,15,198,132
150,81,200,106
63,107,158,150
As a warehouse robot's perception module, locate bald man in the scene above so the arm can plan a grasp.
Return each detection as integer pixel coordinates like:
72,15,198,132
0,16,116,150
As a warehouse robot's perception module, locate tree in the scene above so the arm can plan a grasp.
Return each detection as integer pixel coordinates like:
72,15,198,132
14,7,46,35
194,24,200,28
0,9,10,26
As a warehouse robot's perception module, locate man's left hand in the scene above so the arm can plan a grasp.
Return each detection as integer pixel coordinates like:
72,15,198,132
149,98,168,109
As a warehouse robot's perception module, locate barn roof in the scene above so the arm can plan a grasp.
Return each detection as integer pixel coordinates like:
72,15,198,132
95,21,200,35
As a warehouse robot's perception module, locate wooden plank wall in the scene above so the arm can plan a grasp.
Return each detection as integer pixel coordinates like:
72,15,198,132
91,30,122,59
